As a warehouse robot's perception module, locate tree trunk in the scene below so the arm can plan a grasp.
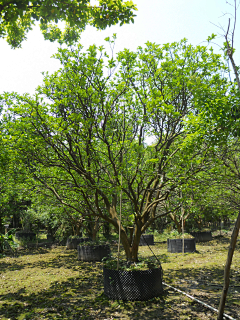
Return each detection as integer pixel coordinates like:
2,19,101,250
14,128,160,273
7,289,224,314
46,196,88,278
127,227,134,247
169,213,182,233
119,228,132,260
73,221,82,236
217,211,240,320
103,222,110,239
131,227,141,262
86,217,99,241
117,223,141,262
92,219,98,241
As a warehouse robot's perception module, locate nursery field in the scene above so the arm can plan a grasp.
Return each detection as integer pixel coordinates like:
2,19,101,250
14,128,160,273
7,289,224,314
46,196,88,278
0,233,239,320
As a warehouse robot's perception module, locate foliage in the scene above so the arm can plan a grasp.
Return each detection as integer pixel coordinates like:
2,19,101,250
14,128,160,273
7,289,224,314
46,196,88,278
0,39,233,261
102,255,160,270
0,108,32,232
14,235,37,247
155,229,194,241
0,0,137,48
0,228,19,254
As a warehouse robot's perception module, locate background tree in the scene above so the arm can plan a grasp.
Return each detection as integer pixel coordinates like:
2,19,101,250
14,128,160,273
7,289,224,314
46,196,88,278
0,0,137,48
180,163,238,233
199,1,240,317
0,106,33,233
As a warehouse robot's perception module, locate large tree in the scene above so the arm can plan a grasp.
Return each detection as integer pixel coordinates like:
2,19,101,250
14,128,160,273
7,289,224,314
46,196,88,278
1,39,232,261
0,0,136,48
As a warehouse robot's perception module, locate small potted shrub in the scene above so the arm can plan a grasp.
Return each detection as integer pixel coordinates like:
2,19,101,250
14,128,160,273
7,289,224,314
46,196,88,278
167,230,196,253
15,231,36,241
66,235,91,249
189,229,213,242
77,239,111,261
103,256,163,301
139,234,154,246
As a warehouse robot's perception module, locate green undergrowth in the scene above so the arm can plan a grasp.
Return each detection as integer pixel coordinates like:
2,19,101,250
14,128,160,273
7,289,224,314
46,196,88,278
153,229,194,242
103,256,160,271
0,235,239,319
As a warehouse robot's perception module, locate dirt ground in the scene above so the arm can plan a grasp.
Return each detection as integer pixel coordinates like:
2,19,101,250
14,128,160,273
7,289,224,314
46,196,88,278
0,233,239,320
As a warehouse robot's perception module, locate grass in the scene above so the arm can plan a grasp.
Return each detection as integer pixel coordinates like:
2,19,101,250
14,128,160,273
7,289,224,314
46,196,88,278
0,233,239,320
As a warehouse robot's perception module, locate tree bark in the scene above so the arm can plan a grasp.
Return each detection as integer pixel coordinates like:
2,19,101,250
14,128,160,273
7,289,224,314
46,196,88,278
117,222,142,262
217,211,240,320
119,227,132,260
217,18,240,318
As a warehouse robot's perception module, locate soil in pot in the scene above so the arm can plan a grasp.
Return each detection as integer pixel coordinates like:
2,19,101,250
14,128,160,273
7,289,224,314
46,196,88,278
190,231,212,242
103,266,163,301
167,238,196,253
77,244,110,261
139,234,154,246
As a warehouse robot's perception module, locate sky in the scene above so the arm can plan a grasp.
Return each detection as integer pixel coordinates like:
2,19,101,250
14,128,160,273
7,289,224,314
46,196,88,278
0,0,239,95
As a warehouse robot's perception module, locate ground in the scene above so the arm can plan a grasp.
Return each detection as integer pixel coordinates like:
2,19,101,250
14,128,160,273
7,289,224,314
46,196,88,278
0,232,239,319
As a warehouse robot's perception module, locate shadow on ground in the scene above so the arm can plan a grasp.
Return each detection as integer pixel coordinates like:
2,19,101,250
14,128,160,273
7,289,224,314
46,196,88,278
0,236,239,320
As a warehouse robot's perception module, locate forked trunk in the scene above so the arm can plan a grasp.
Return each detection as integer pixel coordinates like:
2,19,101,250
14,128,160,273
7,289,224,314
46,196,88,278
119,224,142,262
87,217,99,241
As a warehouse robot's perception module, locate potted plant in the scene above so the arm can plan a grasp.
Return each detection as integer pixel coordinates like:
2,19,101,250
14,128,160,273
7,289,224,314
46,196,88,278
66,235,91,249
190,229,213,242
15,231,36,241
167,230,196,253
139,234,154,246
77,239,111,261
103,257,163,301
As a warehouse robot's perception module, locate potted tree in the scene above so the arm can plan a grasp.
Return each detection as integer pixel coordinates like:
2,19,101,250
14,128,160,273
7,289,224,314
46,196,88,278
75,218,111,261
103,257,163,301
77,241,111,261
4,39,230,299
66,235,91,249
190,230,212,242
139,234,154,246
167,232,196,253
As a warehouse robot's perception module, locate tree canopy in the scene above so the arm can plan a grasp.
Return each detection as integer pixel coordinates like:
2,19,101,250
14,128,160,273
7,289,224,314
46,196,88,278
0,0,137,48
0,39,234,260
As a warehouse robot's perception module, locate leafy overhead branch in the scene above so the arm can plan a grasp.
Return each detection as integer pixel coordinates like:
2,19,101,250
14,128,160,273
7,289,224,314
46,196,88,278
0,0,137,48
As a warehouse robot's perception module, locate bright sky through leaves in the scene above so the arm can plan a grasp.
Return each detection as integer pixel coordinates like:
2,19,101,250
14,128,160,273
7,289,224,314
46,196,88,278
0,0,239,95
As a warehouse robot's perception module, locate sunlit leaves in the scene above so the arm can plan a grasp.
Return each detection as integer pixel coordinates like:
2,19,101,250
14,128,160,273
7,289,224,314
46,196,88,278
0,0,137,48
0,39,236,260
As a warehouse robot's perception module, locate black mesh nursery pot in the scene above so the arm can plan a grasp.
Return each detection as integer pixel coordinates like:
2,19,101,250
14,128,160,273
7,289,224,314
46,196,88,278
77,244,110,261
103,267,163,301
66,237,91,249
139,234,154,246
167,238,196,253
15,232,36,241
190,231,212,243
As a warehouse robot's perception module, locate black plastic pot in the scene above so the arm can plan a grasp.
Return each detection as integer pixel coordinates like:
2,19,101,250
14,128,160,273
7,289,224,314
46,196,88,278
139,234,154,246
190,231,212,242
103,266,163,301
77,244,110,261
66,237,91,249
15,232,36,241
167,238,196,253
